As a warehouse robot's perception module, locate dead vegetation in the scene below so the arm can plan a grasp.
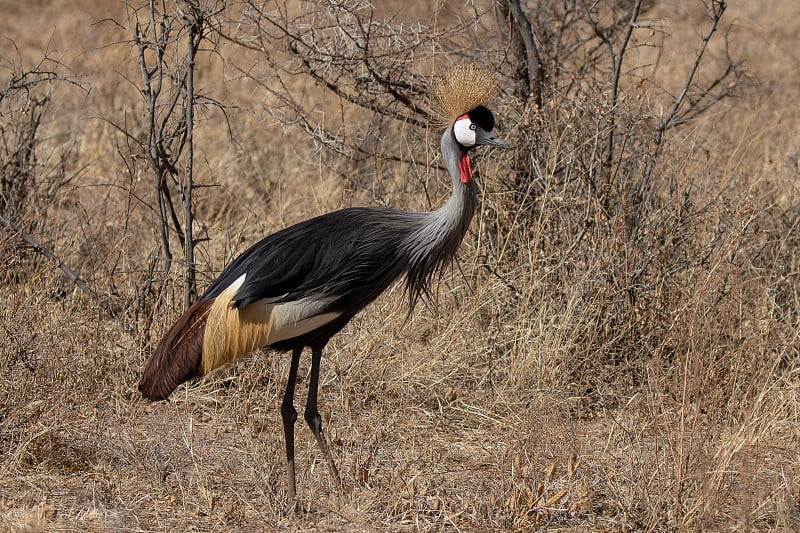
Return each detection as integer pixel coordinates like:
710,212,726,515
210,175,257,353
1,0,799,531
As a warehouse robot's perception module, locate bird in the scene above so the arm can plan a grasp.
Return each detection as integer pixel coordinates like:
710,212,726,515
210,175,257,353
138,64,508,502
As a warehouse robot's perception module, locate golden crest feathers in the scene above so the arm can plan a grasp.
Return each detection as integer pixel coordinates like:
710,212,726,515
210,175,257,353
432,64,500,128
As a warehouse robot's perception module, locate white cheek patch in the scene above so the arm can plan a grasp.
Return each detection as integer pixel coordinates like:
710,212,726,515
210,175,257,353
453,118,476,147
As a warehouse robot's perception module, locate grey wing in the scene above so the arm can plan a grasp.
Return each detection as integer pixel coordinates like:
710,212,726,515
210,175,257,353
235,229,360,307
201,210,367,306
200,207,410,312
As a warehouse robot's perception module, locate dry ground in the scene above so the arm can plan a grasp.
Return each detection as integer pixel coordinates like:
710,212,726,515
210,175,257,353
1,0,800,531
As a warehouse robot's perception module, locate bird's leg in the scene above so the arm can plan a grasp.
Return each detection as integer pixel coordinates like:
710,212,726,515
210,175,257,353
281,347,303,504
304,347,343,491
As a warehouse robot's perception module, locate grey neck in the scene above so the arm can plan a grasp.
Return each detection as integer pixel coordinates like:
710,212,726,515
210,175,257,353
438,125,477,225
404,127,477,262
399,125,480,309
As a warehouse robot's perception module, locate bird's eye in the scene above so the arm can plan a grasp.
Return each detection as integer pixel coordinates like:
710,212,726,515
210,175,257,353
469,124,477,131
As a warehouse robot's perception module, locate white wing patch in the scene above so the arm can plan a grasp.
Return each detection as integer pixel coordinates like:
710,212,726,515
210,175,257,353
201,272,342,375
268,296,341,344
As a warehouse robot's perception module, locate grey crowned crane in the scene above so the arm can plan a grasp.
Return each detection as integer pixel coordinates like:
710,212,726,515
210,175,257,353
138,64,508,501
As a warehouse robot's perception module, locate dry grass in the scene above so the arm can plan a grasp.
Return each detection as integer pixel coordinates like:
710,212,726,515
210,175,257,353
1,0,800,531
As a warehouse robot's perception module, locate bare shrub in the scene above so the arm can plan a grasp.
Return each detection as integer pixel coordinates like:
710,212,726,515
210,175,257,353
117,0,227,307
219,0,748,399
0,47,84,282
210,0,798,528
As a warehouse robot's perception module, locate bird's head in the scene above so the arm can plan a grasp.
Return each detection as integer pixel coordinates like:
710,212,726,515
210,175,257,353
452,105,509,151
433,64,509,183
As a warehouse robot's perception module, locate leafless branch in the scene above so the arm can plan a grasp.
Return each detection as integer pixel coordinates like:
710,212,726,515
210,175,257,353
125,0,225,306
504,0,544,105
222,0,480,164
638,0,730,204
583,0,643,175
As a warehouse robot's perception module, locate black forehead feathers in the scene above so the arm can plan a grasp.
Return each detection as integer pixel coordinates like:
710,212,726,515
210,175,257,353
467,105,495,132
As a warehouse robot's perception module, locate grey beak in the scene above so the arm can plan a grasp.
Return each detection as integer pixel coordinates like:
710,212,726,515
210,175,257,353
476,128,510,149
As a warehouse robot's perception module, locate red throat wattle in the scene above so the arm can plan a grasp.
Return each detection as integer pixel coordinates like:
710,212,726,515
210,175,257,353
458,151,472,184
